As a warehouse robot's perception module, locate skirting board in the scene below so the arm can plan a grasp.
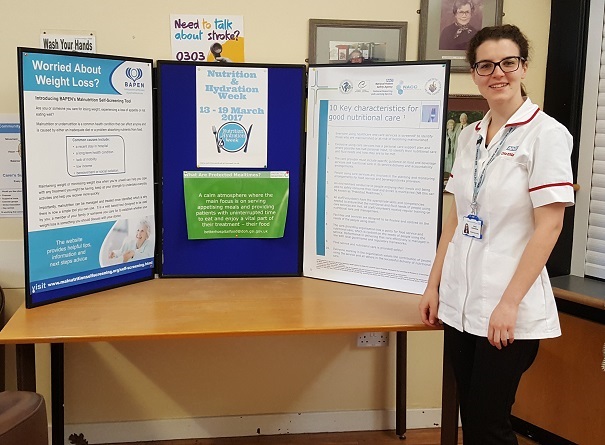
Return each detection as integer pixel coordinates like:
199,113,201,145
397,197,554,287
62,408,446,444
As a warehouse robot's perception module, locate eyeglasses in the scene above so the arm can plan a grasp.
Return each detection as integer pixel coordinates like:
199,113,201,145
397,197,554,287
456,10,472,16
473,56,526,76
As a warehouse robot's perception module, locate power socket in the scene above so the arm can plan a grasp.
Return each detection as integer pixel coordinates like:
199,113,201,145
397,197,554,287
357,332,389,347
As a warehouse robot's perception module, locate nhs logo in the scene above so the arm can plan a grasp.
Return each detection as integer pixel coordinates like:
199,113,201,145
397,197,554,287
501,145,519,157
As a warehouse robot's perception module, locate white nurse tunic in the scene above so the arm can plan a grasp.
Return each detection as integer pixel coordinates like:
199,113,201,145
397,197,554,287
439,98,574,339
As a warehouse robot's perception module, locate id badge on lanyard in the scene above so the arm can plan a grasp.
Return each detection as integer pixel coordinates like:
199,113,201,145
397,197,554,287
462,214,483,239
464,127,516,239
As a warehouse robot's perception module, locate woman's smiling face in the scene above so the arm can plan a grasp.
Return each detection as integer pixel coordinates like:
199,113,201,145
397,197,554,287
471,39,527,105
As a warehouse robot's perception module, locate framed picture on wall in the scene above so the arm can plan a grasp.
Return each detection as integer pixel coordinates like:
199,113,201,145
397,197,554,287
419,0,503,72
444,95,489,187
308,19,407,64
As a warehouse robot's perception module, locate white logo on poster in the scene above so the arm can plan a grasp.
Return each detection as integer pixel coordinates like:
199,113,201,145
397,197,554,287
425,78,441,95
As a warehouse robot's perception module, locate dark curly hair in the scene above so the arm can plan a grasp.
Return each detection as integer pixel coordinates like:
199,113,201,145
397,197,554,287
466,24,530,67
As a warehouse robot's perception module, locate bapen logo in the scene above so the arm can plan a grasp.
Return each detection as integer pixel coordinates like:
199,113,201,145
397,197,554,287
124,67,144,88
126,67,143,82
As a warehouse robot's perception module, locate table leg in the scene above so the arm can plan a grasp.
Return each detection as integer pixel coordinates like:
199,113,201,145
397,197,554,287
440,342,459,444
16,343,36,391
51,343,64,445
0,344,5,392
395,331,407,438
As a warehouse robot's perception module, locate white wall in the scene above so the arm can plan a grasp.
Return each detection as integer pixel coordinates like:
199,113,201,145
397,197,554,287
0,0,553,439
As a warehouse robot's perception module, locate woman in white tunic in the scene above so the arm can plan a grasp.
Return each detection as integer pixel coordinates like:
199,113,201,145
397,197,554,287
419,25,574,444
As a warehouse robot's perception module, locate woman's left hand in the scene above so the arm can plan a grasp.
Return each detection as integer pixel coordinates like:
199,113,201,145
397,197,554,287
488,301,519,349
486,203,566,350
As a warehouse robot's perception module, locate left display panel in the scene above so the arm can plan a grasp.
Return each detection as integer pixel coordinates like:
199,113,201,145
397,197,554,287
18,48,155,308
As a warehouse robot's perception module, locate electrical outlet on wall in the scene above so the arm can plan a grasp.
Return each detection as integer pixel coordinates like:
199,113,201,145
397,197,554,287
357,332,389,347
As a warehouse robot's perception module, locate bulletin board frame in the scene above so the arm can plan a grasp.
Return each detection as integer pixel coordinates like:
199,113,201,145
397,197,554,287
156,61,307,277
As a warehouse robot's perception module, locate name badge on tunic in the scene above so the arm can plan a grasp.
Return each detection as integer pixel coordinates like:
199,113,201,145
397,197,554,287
462,215,483,239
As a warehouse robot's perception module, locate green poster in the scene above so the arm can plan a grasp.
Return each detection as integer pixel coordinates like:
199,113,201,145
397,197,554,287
183,171,289,239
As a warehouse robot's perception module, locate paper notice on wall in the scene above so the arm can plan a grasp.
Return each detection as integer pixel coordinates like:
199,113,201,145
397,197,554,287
40,31,96,53
0,114,22,217
170,14,244,63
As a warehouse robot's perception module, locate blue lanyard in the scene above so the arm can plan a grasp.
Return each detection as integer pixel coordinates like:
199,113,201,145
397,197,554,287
471,126,516,215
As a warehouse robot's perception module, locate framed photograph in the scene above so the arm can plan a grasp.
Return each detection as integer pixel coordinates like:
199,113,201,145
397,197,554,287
444,95,489,186
419,0,503,72
308,19,407,64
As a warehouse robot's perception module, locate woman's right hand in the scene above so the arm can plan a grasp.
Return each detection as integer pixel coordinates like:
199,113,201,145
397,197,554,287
419,287,440,327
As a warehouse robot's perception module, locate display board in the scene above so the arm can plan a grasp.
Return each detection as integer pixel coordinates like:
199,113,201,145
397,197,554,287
157,61,306,276
304,62,449,294
18,48,155,308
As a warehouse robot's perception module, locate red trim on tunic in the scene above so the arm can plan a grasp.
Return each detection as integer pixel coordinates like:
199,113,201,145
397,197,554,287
505,107,541,127
529,182,573,192
475,107,541,131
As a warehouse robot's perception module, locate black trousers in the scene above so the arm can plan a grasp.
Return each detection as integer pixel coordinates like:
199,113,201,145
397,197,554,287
443,323,540,445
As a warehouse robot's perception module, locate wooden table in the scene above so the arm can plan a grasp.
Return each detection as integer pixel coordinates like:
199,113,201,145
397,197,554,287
0,277,458,445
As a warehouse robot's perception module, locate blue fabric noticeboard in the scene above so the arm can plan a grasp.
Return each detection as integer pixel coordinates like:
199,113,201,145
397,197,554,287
157,61,306,277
